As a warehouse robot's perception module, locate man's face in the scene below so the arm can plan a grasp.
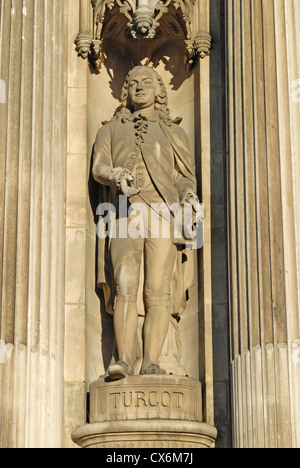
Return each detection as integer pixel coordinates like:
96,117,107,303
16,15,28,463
128,69,157,111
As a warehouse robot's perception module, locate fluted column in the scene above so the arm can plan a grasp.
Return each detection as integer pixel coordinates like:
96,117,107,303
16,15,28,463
275,0,300,449
63,0,88,448
0,0,65,448
226,0,300,448
193,0,215,427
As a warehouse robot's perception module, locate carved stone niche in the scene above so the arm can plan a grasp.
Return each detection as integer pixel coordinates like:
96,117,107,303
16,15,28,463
75,0,212,72
72,0,216,450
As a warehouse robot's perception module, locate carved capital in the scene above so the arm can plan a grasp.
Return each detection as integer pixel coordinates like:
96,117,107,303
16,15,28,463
185,39,196,64
194,30,212,59
126,0,173,39
185,31,212,64
130,5,158,38
90,39,104,72
75,32,93,59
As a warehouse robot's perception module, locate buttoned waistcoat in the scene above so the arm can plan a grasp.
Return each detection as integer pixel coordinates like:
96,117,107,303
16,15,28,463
92,117,196,208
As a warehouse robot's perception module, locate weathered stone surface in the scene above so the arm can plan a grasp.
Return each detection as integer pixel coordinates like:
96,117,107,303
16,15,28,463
226,0,300,448
0,0,65,448
72,420,217,448
89,375,203,423
71,374,213,449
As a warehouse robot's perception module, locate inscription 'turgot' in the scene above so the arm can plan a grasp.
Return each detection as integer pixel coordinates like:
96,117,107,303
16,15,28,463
110,390,185,410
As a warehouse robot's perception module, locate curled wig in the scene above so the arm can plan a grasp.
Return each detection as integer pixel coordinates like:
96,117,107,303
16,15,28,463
113,66,173,126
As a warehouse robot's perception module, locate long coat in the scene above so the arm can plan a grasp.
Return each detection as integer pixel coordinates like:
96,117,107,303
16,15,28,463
92,114,197,319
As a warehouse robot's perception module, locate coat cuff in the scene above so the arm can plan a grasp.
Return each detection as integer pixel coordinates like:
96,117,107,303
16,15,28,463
105,167,131,188
180,190,199,204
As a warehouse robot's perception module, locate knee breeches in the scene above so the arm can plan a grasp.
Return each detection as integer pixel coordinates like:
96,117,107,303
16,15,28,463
110,236,177,308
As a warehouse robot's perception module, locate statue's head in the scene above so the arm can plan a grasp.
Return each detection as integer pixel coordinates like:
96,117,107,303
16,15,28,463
126,66,157,111
120,66,171,122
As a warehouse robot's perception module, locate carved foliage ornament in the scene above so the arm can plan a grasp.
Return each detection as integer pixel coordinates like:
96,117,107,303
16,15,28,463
75,0,212,70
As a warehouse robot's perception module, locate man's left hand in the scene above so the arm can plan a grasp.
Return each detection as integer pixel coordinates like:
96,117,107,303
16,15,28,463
182,192,201,213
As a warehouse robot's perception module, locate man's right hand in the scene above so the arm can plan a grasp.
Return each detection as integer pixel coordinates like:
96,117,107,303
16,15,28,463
107,167,141,197
119,172,141,197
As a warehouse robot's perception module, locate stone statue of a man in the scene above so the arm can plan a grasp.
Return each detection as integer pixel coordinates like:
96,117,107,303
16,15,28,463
92,66,199,381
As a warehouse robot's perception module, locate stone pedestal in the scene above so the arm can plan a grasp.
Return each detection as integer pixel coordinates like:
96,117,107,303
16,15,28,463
72,375,217,448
